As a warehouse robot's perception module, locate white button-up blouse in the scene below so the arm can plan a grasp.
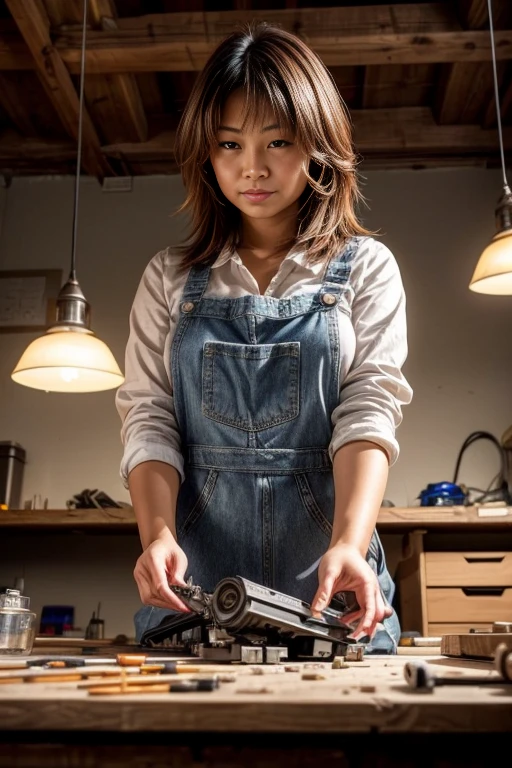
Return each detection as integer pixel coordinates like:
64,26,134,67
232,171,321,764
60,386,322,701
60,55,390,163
115,236,413,487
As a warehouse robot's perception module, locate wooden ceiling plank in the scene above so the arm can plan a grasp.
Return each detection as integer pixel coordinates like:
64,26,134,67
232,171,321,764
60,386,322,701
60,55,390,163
456,0,488,30
0,19,33,69
54,29,512,74
0,129,75,161
0,72,37,134
41,1,146,143
87,0,148,143
456,0,512,30
42,0,83,27
100,107,512,158
1,5,511,72
483,61,512,128
50,4,512,73
434,62,481,124
436,0,510,126
5,0,109,178
362,64,433,110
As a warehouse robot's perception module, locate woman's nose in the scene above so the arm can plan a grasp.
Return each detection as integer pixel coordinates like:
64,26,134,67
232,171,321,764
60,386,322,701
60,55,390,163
242,150,269,179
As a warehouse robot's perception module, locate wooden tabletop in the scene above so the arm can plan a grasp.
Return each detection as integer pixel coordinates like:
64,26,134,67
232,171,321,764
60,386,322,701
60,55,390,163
1,505,512,531
0,653,511,734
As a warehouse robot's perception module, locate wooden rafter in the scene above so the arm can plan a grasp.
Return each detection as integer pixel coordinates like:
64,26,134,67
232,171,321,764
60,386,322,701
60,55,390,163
1,2,511,178
0,4,510,73
83,0,148,144
1,105,508,158
43,0,147,143
98,107,512,161
5,0,110,178
435,0,495,126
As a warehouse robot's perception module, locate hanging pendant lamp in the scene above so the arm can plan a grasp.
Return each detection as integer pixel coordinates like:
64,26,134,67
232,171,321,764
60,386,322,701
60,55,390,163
469,0,512,295
11,0,124,393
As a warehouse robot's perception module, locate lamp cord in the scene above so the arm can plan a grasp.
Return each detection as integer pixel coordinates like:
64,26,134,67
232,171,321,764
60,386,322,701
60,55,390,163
70,0,88,281
487,0,509,189
452,430,507,493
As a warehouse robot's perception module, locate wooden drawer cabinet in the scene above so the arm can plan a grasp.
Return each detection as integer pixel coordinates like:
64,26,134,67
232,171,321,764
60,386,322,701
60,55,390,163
425,551,512,587
427,587,512,623
396,532,512,636
428,622,492,635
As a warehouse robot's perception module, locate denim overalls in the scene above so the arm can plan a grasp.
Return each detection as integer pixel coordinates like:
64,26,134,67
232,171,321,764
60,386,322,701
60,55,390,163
134,237,400,652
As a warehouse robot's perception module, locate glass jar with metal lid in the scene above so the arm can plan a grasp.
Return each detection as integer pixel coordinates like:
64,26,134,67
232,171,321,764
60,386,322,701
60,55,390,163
0,589,37,654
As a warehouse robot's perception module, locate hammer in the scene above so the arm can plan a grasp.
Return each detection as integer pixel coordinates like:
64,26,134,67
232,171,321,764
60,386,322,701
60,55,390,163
404,644,512,692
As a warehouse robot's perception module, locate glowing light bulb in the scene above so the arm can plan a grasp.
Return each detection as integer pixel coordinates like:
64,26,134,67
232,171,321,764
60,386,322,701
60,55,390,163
60,368,79,383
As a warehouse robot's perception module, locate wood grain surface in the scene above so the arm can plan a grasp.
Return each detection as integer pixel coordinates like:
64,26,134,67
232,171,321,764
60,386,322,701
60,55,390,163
0,654,511,734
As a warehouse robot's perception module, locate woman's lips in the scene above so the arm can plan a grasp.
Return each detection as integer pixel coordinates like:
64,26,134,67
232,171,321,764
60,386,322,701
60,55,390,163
241,191,274,202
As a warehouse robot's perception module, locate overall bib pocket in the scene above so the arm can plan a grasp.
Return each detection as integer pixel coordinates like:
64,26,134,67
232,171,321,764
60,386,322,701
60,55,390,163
202,341,300,431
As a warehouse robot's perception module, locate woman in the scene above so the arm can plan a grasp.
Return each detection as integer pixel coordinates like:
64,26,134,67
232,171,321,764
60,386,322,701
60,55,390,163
116,22,413,653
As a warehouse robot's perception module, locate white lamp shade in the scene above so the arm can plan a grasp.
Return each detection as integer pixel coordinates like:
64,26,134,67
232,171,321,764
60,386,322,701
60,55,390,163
469,229,512,295
11,329,125,393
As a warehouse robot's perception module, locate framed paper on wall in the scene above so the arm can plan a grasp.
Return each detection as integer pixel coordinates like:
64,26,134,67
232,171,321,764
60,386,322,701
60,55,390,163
0,269,62,332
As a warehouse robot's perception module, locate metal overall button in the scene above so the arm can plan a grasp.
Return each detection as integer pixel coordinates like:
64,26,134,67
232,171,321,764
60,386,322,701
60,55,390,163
182,301,195,313
321,293,337,306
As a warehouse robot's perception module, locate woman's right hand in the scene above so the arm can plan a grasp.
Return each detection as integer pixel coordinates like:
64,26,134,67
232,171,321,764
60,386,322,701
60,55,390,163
133,528,191,612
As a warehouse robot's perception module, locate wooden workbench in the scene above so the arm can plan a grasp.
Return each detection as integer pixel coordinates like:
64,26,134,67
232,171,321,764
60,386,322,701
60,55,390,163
0,651,511,767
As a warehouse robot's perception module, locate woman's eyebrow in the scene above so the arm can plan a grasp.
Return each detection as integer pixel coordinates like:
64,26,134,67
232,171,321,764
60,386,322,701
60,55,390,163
217,123,281,134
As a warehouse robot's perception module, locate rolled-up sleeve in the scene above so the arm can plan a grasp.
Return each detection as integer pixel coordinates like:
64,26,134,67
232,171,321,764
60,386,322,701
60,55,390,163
115,250,184,487
329,240,413,466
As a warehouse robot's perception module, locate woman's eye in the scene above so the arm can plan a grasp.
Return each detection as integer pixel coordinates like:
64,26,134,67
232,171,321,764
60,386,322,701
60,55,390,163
217,140,291,150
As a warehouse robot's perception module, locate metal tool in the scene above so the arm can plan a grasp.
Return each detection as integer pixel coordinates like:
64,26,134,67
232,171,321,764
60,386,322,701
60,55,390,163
141,575,358,662
403,650,512,691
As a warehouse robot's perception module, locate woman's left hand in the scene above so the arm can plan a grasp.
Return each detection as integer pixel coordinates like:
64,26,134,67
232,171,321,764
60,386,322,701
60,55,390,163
311,542,392,639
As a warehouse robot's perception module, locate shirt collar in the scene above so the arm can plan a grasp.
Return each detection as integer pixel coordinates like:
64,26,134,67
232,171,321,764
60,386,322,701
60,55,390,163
211,244,325,275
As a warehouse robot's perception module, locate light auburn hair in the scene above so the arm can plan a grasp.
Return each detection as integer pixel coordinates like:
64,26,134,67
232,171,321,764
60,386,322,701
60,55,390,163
174,22,372,267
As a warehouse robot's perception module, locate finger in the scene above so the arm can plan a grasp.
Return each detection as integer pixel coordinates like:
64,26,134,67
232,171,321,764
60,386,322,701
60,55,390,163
136,562,188,612
352,581,377,639
340,609,364,627
153,578,191,613
170,548,188,587
146,594,191,612
311,570,337,613
374,590,390,624
147,561,191,612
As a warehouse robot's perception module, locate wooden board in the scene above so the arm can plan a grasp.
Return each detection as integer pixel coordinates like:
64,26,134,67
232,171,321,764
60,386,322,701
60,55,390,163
0,654,511,734
441,633,512,659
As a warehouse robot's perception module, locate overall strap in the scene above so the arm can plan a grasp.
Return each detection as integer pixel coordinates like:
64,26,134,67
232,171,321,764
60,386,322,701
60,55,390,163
320,236,362,295
180,263,212,304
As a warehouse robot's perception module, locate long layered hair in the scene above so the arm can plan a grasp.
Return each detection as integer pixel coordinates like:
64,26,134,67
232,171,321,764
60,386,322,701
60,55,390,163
174,22,372,267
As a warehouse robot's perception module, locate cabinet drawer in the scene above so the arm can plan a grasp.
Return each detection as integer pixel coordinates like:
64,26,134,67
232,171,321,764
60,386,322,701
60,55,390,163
425,551,512,587
428,622,492,636
427,587,512,623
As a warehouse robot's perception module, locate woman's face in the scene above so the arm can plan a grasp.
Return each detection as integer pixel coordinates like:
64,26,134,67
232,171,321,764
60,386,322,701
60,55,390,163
209,90,309,224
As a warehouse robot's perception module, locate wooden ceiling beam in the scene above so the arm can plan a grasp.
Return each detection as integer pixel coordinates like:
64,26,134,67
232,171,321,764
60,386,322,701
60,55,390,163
100,107,512,160
0,4,504,73
0,73,37,134
436,0,512,127
0,20,33,70
42,1,148,143
86,0,148,143
0,130,76,161
5,0,110,178
3,104,509,174
1,5,512,72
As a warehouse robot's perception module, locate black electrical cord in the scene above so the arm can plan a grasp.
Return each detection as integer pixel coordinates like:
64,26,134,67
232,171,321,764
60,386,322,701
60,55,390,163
452,431,510,504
